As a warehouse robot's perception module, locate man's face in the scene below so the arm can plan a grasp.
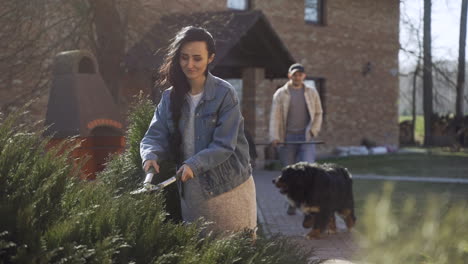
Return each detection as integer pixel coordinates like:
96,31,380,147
288,71,306,87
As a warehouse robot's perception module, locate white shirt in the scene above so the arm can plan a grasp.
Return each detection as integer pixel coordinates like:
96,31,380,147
183,92,203,159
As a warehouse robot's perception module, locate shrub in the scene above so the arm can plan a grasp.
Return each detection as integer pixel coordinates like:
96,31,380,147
99,93,181,221
0,110,79,262
0,99,308,263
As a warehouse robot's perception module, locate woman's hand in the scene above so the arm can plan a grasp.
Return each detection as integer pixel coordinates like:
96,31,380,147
177,164,194,182
143,160,160,173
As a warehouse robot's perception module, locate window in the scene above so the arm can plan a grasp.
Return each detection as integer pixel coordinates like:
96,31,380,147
227,0,249,10
305,0,324,25
304,78,326,120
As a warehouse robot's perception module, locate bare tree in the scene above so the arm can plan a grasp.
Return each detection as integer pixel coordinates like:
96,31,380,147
410,62,421,144
423,0,434,146
400,5,424,144
456,0,467,122
88,0,126,102
400,0,468,147
0,0,172,115
0,0,90,113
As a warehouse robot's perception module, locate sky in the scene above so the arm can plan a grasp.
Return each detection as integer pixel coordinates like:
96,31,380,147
399,0,465,69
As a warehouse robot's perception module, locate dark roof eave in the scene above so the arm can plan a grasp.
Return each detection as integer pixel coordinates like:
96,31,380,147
124,10,295,79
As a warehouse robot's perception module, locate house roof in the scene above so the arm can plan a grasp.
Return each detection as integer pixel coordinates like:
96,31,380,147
124,10,295,79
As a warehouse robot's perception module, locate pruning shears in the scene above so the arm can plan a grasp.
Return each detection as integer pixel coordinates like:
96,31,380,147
130,167,181,195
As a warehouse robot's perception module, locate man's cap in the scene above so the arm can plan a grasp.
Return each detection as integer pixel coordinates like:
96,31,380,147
288,63,305,74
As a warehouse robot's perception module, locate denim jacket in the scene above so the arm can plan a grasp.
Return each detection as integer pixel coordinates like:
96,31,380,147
140,73,252,198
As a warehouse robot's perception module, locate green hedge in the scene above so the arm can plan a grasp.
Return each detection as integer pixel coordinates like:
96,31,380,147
0,97,308,264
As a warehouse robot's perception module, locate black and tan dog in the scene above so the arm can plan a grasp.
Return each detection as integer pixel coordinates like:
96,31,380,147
272,162,356,239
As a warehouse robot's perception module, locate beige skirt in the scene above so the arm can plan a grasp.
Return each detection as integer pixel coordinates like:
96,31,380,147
180,176,257,234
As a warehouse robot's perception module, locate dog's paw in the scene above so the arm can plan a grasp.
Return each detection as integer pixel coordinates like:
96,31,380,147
327,228,337,235
305,229,321,239
302,214,315,228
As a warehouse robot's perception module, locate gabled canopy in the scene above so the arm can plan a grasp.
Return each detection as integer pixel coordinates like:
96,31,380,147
125,10,295,79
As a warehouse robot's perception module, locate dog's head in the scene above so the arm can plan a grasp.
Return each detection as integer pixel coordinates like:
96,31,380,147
272,174,289,194
272,162,315,195
273,162,331,206
272,165,301,195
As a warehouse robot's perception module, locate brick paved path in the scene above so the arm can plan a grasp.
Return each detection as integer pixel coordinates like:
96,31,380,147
253,169,357,263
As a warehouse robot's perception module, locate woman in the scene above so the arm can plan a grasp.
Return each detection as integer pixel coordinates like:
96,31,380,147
140,26,257,235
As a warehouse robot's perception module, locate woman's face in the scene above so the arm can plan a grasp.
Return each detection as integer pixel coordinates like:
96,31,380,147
179,41,214,81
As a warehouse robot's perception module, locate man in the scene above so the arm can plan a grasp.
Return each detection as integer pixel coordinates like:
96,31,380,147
269,63,323,215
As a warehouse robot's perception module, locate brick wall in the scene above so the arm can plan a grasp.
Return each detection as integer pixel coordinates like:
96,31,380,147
254,0,400,153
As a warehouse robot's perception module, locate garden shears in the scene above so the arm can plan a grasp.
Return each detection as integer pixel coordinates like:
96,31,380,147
130,167,181,195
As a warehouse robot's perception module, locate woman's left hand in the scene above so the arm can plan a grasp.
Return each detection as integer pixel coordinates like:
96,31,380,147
177,164,194,182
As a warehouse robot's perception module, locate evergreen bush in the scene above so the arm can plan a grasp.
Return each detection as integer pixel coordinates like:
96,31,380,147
0,99,308,263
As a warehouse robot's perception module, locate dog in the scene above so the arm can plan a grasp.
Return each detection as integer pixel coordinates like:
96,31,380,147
272,162,356,239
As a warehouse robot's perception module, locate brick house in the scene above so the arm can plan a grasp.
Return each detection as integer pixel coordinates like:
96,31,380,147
3,0,400,166
123,0,400,161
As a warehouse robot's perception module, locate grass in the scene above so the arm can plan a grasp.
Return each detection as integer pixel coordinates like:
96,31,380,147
264,143,468,262
353,178,468,263
355,182,468,263
353,180,468,219
400,115,424,143
319,150,468,179
260,163,468,262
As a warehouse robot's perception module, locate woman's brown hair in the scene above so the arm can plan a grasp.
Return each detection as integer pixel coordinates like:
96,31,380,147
158,26,215,164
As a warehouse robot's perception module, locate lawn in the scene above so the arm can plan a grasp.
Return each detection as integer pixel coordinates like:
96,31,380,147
267,149,468,218
315,148,468,262
263,149,468,261
319,150,468,240
319,150,468,179
353,180,468,263
353,179,468,219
